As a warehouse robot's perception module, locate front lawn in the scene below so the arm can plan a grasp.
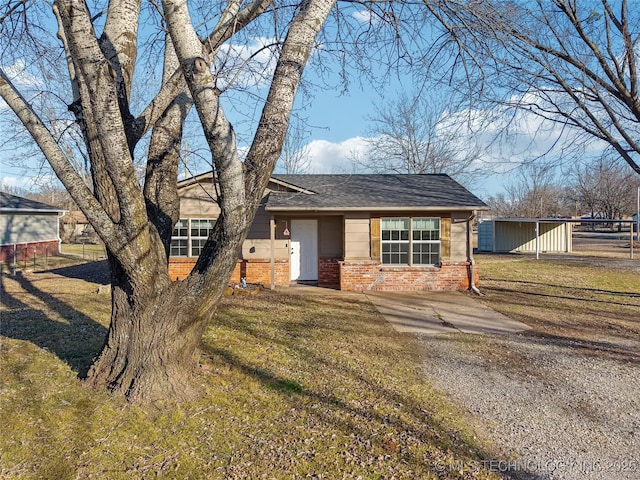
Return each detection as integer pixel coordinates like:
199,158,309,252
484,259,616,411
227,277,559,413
0,266,501,479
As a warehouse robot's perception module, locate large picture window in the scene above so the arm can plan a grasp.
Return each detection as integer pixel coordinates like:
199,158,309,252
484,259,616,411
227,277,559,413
170,218,215,257
381,217,440,265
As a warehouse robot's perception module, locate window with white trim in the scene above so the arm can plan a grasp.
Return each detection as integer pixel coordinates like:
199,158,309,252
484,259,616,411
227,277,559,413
170,218,215,257
170,219,188,257
381,217,440,265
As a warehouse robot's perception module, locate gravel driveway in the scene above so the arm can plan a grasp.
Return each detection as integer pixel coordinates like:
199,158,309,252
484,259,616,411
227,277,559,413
419,331,640,480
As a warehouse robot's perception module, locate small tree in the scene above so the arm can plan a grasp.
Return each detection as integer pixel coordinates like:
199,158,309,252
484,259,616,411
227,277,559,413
275,116,311,174
487,163,563,218
570,153,640,228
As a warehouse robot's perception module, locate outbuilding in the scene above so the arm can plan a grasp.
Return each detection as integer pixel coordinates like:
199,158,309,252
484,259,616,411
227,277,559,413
0,192,66,263
478,218,573,255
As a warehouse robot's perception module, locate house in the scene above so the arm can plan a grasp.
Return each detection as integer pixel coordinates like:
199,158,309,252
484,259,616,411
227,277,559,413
169,173,488,291
60,210,96,243
0,192,66,263
478,218,573,254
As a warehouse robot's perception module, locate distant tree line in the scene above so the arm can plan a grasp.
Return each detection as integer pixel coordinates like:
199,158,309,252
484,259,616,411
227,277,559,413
486,155,640,225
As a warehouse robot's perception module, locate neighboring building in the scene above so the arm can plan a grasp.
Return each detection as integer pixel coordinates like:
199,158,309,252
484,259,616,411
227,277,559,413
0,192,66,263
60,210,97,243
170,173,488,291
478,218,573,254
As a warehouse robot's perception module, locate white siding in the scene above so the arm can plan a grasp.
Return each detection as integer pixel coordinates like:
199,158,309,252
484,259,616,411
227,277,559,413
1,212,60,245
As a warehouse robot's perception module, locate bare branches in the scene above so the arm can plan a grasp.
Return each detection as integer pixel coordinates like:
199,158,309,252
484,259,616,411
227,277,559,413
356,91,484,186
427,0,640,175
0,68,117,242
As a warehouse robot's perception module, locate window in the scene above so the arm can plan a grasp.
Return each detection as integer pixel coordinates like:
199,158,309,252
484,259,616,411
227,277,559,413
381,218,409,265
170,219,188,257
190,219,215,256
411,217,440,265
381,217,440,265
170,218,215,257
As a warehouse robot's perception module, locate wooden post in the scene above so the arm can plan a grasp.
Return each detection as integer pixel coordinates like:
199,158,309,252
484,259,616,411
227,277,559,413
270,216,275,290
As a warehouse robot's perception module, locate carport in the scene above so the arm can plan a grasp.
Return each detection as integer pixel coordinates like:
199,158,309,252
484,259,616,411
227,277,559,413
479,217,637,259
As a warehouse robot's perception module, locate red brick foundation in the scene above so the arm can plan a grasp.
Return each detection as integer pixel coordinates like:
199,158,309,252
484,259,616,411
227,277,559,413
339,261,479,291
0,241,61,263
318,258,341,288
168,257,289,286
230,259,289,286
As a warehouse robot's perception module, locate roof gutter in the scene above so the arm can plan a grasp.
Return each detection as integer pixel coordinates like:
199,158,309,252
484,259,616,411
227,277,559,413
0,208,67,214
265,205,489,213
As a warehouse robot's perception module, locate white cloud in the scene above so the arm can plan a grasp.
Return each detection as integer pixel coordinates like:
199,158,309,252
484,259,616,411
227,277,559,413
1,60,44,112
0,176,23,188
305,137,370,173
0,175,40,191
2,59,42,88
215,36,278,89
352,10,377,24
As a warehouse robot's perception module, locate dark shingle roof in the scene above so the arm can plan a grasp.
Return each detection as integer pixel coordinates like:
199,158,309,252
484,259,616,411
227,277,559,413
266,174,487,211
0,192,65,212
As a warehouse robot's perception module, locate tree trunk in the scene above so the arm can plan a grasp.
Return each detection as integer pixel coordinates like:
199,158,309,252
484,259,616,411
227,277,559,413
84,258,223,403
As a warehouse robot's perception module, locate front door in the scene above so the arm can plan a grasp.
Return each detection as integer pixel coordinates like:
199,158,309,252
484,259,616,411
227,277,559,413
290,219,318,281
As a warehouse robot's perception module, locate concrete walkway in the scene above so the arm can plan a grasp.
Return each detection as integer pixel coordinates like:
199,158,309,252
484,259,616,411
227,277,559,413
365,291,530,335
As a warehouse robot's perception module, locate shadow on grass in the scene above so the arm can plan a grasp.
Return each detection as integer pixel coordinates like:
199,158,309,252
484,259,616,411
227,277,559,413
519,330,640,366
0,270,107,376
204,346,540,479
48,260,110,284
207,294,540,479
483,279,640,300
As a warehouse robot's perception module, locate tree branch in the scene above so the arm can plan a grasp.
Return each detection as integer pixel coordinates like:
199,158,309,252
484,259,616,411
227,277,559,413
0,68,117,243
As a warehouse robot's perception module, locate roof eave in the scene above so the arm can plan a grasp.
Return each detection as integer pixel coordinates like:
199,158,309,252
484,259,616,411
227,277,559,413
268,177,316,194
266,205,489,212
1,208,67,214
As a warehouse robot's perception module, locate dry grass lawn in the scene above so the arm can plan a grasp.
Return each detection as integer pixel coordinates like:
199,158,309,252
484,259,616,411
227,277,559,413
474,251,640,368
0,261,501,479
3,246,636,478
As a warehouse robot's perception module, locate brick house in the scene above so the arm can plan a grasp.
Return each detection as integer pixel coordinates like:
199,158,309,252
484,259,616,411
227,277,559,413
0,192,66,263
169,173,488,291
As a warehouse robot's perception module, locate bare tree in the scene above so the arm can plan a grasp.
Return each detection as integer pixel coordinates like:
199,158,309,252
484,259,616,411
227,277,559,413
487,163,564,218
355,92,483,185
0,0,335,402
570,153,640,224
275,116,311,174
425,0,640,176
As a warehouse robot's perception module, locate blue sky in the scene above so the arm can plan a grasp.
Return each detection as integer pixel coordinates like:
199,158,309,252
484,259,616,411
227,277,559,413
0,3,608,201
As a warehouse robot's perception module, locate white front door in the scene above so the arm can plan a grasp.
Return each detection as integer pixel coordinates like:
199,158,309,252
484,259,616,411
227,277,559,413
290,219,318,281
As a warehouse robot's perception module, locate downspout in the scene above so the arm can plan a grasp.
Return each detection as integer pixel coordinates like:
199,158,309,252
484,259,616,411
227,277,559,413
466,212,482,296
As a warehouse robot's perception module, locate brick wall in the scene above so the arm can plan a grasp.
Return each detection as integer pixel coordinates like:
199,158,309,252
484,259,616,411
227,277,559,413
339,260,479,291
0,241,61,263
169,257,289,286
168,257,197,281
319,258,340,288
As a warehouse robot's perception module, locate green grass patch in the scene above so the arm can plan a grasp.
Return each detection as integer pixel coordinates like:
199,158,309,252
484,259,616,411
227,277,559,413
60,243,106,261
1,269,501,479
